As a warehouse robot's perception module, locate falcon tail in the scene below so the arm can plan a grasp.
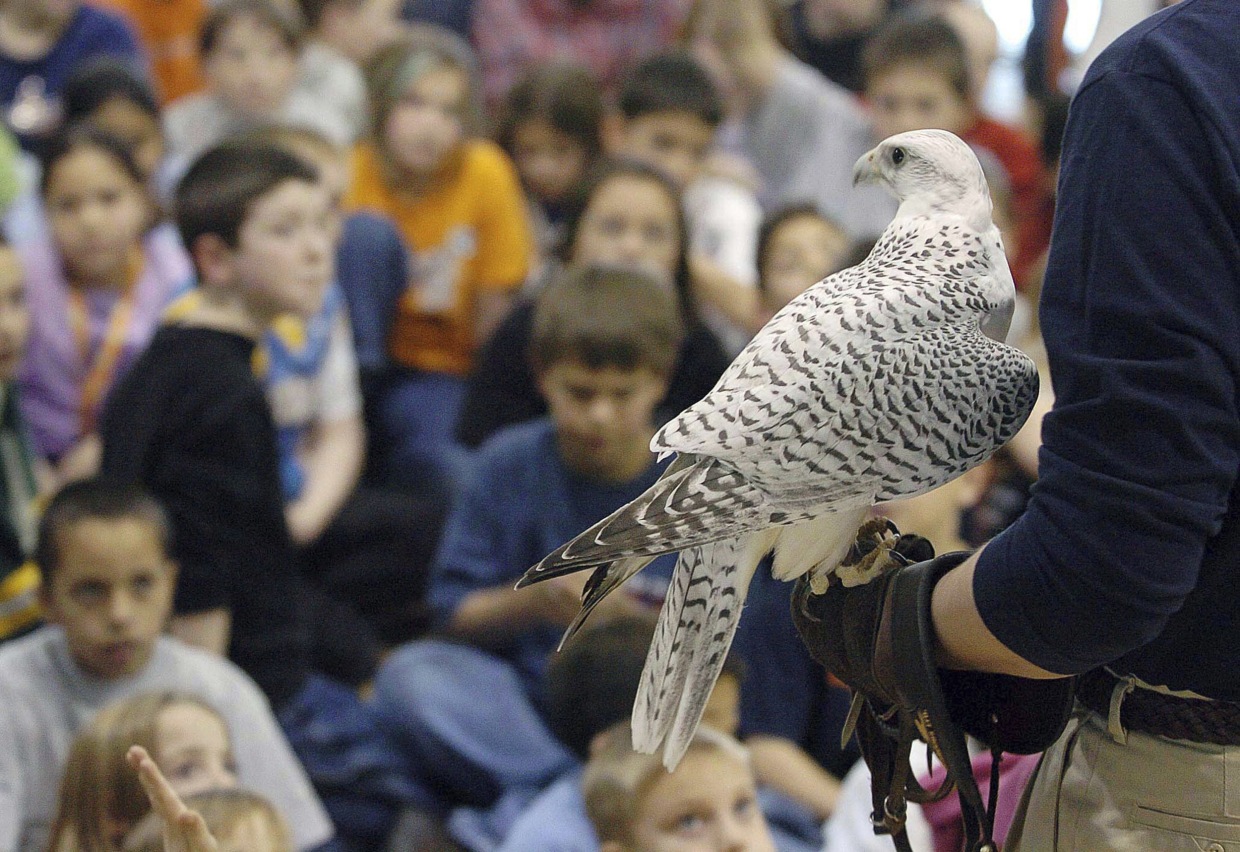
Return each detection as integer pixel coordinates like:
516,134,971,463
556,555,659,650
518,455,765,588
633,529,779,770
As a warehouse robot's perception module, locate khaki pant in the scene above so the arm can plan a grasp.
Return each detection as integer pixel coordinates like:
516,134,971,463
1007,704,1240,850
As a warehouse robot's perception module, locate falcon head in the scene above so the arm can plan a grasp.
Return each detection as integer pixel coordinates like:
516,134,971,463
853,129,992,226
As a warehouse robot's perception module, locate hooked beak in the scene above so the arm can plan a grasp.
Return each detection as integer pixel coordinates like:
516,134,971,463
852,149,880,187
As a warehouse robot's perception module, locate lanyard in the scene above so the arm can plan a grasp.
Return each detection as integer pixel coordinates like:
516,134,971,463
67,252,142,437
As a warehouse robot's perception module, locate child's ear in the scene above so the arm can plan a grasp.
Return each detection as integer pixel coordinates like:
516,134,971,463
190,233,234,290
601,110,628,157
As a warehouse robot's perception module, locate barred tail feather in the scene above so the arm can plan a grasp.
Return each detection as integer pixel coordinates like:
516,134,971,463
633,529,779,769
557,555,658,650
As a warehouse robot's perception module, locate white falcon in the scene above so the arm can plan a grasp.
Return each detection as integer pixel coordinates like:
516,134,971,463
518,129,1039,769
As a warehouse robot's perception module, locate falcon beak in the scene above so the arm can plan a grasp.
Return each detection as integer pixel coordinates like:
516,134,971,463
853,150,880,186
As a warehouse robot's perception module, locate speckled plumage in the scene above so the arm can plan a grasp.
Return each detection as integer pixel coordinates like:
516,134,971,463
519,130,1039,769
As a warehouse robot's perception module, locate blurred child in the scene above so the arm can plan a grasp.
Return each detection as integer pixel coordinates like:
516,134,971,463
46,692,239,851
162,0,345,174
124,780,292,852
685,0,894,240
60,58,166,196
456,159,730,450
98,141,421,848
754,203,851,325
18,126,191,486
861,10,1051,288
500,613,830,852
0,0,144,148
609,49,764,350
0,477,333,852
0,236,39,644
344,26,532,495
496,61,604,272
371,265,684,837
585,723,777,852
242,125,442,683
294,0,404,146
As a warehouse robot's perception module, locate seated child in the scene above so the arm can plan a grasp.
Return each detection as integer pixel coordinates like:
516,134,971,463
584,723,777,852
371,264,684,828
0,236,40,645
344,26,532,496
0,478,333,852
860,10,1051,289
456,159,731,450
0,0,144,148
162,0,347,175
98,141,420,847
499,615,824,852
608,50,764,352
19,126,191,486
60,58,170,205
46,691,239,850
495,60,603,276
6,58,168,245
684,0,895,239
754,203,851,325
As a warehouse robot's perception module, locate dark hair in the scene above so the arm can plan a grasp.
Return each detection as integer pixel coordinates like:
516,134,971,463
200,0,303,57
617,50,723,128
754,203,846,294
862,11,971,101
61,58,159,127
558,158,694,320
38,125,146,197
545,614,744,759
174,140,318,252
530,263,685,378
495,61,604,161
296,0,360,30
36,478,172,583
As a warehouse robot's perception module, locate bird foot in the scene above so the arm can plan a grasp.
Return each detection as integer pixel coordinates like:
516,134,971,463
834,518,901,587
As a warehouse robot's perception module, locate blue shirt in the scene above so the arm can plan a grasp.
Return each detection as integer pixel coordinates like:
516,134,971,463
428,419,676,691
0,5,145,149
974,0,1240,697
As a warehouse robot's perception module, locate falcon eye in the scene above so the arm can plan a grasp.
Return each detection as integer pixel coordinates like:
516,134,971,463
891,147,906,166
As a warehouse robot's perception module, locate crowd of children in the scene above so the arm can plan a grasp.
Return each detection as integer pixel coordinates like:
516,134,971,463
0,0,1069,849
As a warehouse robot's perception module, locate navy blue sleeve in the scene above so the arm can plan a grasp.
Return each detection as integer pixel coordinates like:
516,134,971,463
973,65,1240,673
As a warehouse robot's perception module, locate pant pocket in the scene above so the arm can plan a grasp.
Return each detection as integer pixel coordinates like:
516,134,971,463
1128,803,1240,850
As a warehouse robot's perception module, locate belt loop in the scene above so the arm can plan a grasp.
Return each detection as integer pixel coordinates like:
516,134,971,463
1107,675,1136,745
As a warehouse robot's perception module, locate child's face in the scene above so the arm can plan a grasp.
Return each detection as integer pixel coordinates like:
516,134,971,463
616,110,714,190
761,214,850,314
629,748,776,852
45,146,149,285
701,673,740,737
89,96,165,187
205,16,299,119
866,65,971,141
228,178,334,322
511,118,590,206
383,64,467,179
155,702,239,799
286,140,348,235
573,175,680,285
0,248,30,382
539,360,668,481
41,517,176,680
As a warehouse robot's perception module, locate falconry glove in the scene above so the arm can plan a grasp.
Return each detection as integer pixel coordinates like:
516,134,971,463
792,519,1075,852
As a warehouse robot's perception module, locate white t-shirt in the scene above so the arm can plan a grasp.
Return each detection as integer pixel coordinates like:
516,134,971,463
0,627,334,852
